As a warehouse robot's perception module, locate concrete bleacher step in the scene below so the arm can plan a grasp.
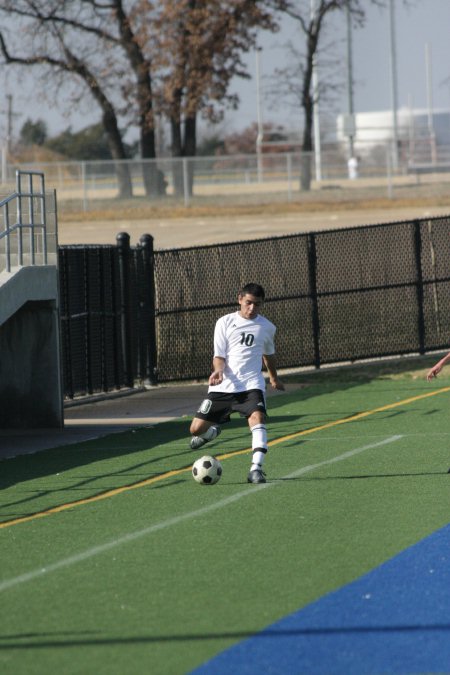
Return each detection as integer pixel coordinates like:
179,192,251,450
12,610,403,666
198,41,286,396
0,265,59,327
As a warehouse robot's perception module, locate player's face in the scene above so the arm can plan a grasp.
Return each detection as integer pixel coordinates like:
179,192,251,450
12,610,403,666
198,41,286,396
238,293,263,319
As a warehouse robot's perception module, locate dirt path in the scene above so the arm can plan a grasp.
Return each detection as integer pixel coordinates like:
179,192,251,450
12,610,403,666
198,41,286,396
58,203,450,249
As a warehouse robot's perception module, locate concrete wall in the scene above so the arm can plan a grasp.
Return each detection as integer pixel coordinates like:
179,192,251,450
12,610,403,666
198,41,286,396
0,267,63,429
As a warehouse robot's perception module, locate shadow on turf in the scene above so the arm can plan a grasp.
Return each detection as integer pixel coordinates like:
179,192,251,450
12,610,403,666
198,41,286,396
0,421,208,491
0,411,308,495
0,354,442,503
274,470,448,481
0,477,190,519
221,469,449,487
1,621,450,649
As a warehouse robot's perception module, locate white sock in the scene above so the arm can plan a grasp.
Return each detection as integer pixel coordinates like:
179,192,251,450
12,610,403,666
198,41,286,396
251,423,268,470
251,449,267,471
251,423,267,449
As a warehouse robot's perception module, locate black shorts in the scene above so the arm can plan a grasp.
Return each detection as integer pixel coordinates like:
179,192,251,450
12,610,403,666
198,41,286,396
194,389,267,425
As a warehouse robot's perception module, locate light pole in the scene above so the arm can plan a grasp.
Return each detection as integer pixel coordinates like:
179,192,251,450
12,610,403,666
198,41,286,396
311,0,322,181
346,0,355,159
255,47,263,183
425,42,437,164
388,0,399,171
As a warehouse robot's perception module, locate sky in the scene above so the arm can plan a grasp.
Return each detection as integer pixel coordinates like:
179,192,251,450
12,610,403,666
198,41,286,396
227,0,450,136
2,0,450,142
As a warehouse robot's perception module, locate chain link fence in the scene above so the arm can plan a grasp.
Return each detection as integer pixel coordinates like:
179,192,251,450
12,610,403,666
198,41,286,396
5,147,450,213
59,216,450,399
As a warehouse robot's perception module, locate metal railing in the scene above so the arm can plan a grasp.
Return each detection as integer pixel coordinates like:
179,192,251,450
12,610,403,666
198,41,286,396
0,170,51,273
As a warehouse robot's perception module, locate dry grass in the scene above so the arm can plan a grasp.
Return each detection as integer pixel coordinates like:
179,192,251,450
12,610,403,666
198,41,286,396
58,191,450,223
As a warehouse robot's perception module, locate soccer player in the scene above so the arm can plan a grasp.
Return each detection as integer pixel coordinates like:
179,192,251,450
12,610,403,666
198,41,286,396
427,352,450,473
189,282,285,484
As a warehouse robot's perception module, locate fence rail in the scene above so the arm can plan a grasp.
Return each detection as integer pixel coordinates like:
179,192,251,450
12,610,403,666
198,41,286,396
59,215,450,399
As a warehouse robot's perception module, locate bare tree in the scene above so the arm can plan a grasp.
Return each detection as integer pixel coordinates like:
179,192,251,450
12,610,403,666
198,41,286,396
106,0,159,195
0,0,287,198
0,1,137,197
141,0,285,196
0,37,135,198
0,0,162,196
277,0,383,191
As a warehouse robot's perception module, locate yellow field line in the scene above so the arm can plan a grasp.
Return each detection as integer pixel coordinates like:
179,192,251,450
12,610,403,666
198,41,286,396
2,386,449,530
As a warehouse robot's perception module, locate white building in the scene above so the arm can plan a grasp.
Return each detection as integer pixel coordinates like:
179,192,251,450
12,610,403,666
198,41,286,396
337,108,450,163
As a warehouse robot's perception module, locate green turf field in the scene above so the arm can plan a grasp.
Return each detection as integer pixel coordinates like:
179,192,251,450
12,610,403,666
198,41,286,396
1,356,449,674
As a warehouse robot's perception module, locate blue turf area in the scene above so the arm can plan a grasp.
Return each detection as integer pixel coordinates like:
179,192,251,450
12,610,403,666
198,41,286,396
191,523,450,675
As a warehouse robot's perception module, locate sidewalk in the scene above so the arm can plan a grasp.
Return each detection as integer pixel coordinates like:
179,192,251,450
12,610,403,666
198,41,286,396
0,382,297,460
0,383,205,460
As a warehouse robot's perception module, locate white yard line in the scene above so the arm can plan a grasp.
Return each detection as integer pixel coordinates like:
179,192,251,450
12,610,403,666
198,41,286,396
0,435,402,593
284,435,403,479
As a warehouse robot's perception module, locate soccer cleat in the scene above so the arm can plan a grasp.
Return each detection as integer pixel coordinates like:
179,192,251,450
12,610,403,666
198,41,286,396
190,426,221,450
190,436,207,450
247,468,266,484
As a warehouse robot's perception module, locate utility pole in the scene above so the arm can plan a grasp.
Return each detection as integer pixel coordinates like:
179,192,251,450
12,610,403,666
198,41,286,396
6,94,12,157
0,94,18,183
1,94,19,160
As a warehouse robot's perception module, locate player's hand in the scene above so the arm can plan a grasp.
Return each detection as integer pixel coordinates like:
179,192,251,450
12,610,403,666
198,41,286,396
270,377,285,391
427,365,442,381
209,370,224,386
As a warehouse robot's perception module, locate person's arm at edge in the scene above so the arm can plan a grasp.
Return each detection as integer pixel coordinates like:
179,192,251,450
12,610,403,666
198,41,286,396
427,351,450,381
263,354,285,390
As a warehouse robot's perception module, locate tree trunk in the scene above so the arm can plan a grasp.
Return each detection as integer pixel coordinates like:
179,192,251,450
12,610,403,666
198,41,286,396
135,74,158,196
140,121,158,197
184,114,196,196
300,94,314,192
113,0,157,197
171,118,184,197
101,105,133,199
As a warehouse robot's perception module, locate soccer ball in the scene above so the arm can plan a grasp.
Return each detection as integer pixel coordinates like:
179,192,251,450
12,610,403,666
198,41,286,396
192,455,222,485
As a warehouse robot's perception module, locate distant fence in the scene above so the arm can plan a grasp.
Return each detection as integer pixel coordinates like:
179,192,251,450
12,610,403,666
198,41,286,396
7,147,450,212
10,152,354,210
59,216,450,399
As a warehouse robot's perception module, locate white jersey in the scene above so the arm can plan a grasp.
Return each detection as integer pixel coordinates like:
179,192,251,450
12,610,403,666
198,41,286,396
208,311,276,394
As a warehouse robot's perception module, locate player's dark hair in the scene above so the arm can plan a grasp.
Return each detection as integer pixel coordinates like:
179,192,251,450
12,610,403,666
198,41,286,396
239,283,265,300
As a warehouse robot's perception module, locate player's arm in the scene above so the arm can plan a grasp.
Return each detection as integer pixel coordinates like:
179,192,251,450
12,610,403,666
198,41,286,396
209,356,225,386
209,317,227,386
427,351,450,381
263,354,285,391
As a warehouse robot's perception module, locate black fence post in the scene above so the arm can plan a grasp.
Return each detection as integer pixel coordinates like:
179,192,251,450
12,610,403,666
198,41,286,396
413,220,426,354
116,231,134,388
109,246,122,390
139,233,158,386
96,248,108,392
308,232,321,369
83,248,94,395
58,248,74,399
